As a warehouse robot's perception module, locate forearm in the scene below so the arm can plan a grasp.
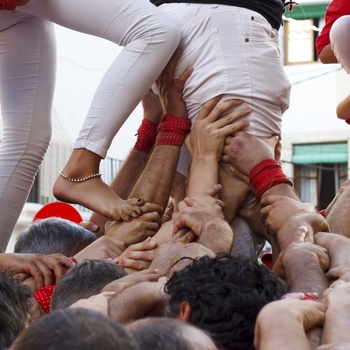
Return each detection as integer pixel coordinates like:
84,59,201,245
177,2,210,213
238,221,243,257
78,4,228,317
257,324,311,350
198,218,234,254
256,309,311,350
326,189,350,238
282,251,328,295
130,145,180,214
186,156,219,197
322,303,350,344
112,149,150,200
261,183,299,201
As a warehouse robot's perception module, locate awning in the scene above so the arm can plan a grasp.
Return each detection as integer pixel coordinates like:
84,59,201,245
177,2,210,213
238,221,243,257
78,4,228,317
293,143,348,164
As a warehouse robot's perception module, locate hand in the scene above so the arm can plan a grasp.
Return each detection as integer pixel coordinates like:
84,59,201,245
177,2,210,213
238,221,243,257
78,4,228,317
185,96,250,161
172,184,225,237
222,131,279,176
73,235,125,261
114,237,158,272
254,296,325,350
260,195,315,236
0,253,74,289
315,232,350,275
276,211,329,251
105,202,163,246
148,241,214,277
325,179,350,217
156,48,193,118
172,228,197,243
69,291,116,316
273,242,330,280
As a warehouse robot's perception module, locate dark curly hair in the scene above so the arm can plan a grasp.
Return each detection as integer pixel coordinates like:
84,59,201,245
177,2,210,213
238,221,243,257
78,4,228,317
164,253,287,350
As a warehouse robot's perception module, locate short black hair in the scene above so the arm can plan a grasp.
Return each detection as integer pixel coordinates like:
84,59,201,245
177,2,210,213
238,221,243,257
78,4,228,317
51,259,127,310
12,308,139,350
165,253,287,350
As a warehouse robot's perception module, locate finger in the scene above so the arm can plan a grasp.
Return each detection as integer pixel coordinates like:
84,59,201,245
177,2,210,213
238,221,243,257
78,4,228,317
203,184,223,197
220,119,250,137
214,107,250,130
260,204,272,217
260,194,282,207
157,48,182,85
80,221,100,233
196,95,223,121
127,239,157,252
116,258,145,271
205,99,244,124
48,254,75,270
30,261,53,288
268,134,279,148
174,66,193,90
14,272,30,282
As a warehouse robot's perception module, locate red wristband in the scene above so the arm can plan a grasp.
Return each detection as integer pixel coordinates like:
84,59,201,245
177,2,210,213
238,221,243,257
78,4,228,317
134,119,158,153
0,0,16,10
249,159,293,200
155,114,191,147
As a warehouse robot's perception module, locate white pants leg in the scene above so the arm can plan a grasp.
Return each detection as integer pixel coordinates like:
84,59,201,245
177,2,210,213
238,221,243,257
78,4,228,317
0,0,180,250
18,0,181,157
157,4,291,176
330,15,350,74
0,14,56,251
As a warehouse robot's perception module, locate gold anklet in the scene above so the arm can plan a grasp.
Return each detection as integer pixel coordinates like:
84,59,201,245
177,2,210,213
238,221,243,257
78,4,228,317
59,172,101,182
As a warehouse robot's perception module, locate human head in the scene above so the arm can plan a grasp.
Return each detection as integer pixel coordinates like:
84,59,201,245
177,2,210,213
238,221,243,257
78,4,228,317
128,317,217,350
164,253,287,350
51,259,127,310
0,272,33,349
14,217,96,256
11,308,139,350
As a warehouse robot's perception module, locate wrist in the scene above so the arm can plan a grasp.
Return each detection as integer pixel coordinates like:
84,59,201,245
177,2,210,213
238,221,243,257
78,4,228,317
155,114,191,147
249,159,293,200
134,119,158,153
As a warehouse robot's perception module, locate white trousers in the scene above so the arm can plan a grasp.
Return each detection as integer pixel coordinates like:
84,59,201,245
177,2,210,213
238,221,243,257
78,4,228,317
0,0,180,251
157,4,291,176
330,15,350,74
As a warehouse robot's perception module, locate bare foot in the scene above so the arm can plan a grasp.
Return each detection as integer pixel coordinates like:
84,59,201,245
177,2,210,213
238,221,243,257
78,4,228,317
53,176,144,221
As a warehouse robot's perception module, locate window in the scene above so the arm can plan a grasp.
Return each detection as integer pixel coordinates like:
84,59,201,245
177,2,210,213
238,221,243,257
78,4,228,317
284,19,315,65
292,142,348,210
283,2,329,65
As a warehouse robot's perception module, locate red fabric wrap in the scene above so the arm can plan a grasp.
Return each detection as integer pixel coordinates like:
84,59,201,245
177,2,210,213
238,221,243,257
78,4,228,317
0,0,16,10
69,257,77,264
155,114,191,147
249,159,293,200
134,119,158,153
34,285,56,313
